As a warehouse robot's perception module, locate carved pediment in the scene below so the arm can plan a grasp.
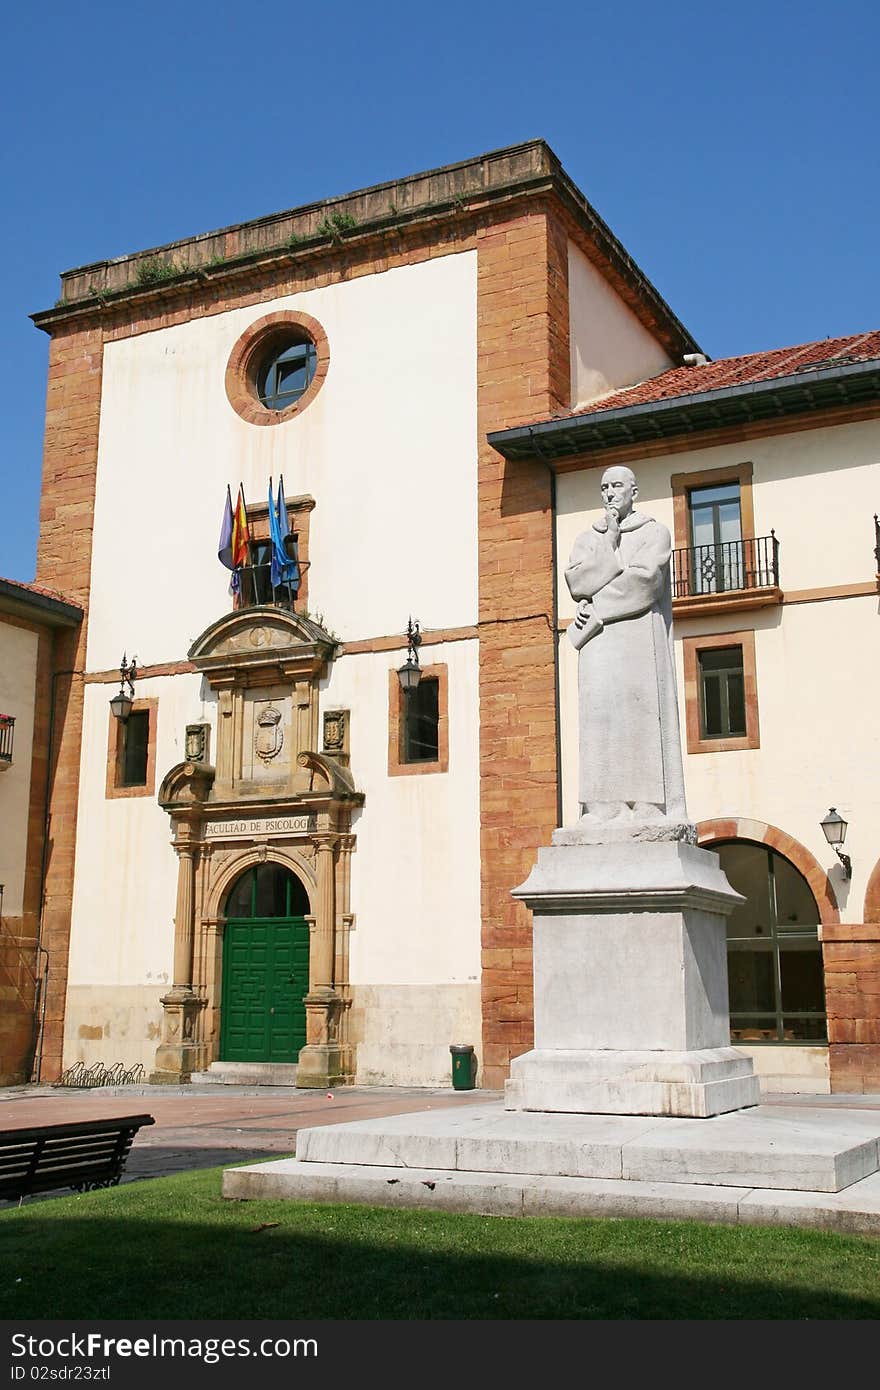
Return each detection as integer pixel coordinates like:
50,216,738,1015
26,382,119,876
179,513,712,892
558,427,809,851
297,750,362,802
189,607,337,687
158,761,216,811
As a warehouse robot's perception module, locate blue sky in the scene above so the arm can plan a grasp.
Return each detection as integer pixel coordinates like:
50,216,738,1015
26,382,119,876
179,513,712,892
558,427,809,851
2,0,878,582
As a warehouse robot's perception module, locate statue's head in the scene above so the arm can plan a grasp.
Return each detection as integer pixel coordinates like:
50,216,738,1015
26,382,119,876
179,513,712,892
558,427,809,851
600,466,638,520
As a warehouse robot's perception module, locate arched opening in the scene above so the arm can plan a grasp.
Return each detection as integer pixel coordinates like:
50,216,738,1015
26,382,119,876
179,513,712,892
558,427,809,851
220,862,310,1064
716,840,827,1044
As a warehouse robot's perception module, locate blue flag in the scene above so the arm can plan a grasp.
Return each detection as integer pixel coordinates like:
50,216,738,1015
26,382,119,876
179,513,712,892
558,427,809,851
269,476,300,593
278,476,300,594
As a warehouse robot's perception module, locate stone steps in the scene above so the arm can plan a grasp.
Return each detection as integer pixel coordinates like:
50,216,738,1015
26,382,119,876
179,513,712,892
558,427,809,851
190,1062,299,1087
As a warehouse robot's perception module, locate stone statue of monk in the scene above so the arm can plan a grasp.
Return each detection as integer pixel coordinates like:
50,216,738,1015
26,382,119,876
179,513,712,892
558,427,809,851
565,465,687,826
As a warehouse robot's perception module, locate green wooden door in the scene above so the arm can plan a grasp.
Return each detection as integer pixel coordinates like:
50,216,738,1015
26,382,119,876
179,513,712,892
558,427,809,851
220,865,310,1063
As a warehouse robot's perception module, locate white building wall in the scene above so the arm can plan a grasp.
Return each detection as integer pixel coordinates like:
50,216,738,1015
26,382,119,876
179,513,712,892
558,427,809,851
63,673,202,1069
0,622,38,917
568,240,674,407
325,638,482,1084
65,251,482,1079
86,251,479,671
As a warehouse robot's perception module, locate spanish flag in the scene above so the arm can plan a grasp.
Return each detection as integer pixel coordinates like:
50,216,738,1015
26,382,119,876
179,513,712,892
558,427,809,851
231,486,250,570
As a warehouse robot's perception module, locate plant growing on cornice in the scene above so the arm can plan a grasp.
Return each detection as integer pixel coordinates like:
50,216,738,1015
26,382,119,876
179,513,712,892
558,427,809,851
134,257,185,286
286,230,304,248
316,211,358,242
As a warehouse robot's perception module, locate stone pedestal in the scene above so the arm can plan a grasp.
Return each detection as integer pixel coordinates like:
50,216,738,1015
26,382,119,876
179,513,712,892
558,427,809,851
150,987,206,1083
506,833,760,1117
296,987,352,1088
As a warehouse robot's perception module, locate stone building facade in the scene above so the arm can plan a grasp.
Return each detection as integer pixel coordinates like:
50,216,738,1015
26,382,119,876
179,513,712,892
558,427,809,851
7,140,879,1093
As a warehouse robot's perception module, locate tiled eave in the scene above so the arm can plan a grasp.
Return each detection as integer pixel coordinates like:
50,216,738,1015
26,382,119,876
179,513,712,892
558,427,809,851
0,578,83,628
488,359,880,463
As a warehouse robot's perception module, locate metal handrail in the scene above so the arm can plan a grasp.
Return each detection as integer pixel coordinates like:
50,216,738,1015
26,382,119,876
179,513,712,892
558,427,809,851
236,559,310,610
672,533,779,600
874,513,879,572
0,714,14,764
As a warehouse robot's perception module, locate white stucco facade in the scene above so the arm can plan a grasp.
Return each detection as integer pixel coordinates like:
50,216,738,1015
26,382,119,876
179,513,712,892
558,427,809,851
568,240,674,407
63,251,483,1078
86,251,479,672
0,621,39,918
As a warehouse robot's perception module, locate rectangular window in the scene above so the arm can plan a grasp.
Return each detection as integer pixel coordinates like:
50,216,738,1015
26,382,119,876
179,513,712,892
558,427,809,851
698,647,746,738
683,631,760,754
688,482,743,593
106,698,158,799
403,677,440,763
388,664,448,776
120,710,150,785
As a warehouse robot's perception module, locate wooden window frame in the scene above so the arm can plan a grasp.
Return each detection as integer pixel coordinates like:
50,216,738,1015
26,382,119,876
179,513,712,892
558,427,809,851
388,663,449,777
683,631,759,754
106,697,158,799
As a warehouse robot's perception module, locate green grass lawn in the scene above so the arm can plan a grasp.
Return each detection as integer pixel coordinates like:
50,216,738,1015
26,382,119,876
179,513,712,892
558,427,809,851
1,1166,878,1319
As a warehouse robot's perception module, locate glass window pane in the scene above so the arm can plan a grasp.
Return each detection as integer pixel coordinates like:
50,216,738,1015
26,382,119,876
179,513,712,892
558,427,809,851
726,671,746,735
728,942,775,1013
689,483,741,508
717,843,773,940
779,943,826,1014
716,499,743,543
289,875,309,916
730,1016,779,1042
404,678,439,762
783,1017,827,1042
121,711,149,785
698,647,741,673
773,854,821,930
226,869,254,918
700,669,723,737
255,864,290,917
257,341,316,408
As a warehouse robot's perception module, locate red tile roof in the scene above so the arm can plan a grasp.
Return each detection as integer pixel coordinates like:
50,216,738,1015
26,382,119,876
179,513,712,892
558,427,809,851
568,330,880,420
0,575,81,609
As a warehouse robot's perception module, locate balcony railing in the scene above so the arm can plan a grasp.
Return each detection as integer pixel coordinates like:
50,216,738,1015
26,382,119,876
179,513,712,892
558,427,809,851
672,533,779,601
236,560,310,610
0,715,14,768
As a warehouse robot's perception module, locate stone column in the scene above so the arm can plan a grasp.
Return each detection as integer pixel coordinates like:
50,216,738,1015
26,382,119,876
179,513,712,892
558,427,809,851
151,822,206,1083
297,833,349,1088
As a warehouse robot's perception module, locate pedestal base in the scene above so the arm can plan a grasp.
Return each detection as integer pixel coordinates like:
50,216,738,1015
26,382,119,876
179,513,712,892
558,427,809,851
150,988,205,1083
295,1044,352,1089
505,1047,760,1118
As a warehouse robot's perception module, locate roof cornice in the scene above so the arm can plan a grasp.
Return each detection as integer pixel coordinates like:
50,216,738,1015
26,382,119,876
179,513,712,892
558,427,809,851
31,140,700,360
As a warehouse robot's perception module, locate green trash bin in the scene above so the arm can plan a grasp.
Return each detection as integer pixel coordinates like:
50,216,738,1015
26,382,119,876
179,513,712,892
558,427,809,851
450,1043,477,1091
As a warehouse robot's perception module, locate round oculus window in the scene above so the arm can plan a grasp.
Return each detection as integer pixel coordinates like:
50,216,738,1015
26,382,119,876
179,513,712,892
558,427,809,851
256,337,318,411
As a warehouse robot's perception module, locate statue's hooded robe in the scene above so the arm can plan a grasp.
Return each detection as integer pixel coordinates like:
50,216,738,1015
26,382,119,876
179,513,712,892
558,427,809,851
565,509,687,818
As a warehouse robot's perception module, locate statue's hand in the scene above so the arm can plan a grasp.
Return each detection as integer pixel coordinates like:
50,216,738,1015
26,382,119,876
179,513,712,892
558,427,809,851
574,599,593,629
606,507,621,545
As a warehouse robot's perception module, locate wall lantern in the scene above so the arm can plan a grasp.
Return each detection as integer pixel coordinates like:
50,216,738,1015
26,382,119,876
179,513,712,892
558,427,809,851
109,653,137,722
820,807,852,878
396,617,422,694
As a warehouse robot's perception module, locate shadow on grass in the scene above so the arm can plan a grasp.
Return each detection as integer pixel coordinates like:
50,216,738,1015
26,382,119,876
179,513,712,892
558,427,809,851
2,1166,880,1320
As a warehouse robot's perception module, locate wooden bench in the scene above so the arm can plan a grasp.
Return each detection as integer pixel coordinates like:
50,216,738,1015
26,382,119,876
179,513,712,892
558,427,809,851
0,1114,155,1201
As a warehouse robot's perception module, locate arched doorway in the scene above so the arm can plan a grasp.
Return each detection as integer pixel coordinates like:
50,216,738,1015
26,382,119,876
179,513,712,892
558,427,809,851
715,840,827,1043
220,863,310,1063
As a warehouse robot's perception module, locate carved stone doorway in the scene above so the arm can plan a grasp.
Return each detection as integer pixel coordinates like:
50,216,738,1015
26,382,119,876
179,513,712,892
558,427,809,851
220,863,310,1064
